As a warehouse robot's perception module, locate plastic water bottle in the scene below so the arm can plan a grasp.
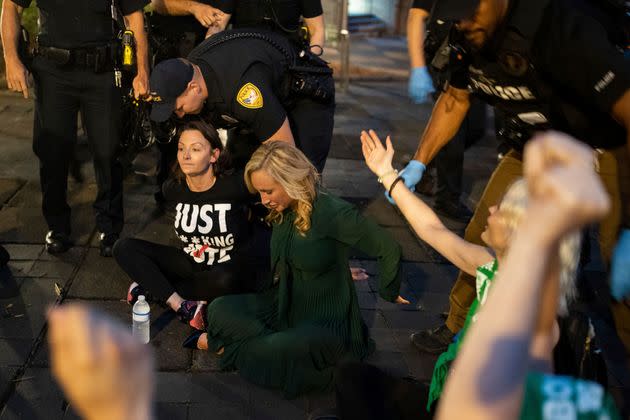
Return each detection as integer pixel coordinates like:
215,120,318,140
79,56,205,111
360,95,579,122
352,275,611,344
132,295,150,344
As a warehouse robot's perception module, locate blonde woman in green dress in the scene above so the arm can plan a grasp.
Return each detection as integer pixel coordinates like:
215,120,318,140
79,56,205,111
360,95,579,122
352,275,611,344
185,141,409,398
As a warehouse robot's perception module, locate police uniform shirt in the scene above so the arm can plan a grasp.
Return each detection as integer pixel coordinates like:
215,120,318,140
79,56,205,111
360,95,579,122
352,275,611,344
11,0,148,49
449,0,630,150
188,33,292,140
209,0,323,30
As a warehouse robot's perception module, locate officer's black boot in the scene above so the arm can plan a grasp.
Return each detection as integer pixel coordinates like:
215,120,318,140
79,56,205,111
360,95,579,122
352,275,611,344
99,233,119,258
45,231,73,254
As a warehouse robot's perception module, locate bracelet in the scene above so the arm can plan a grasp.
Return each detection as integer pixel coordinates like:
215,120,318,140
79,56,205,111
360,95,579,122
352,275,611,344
377,169,398,184
388,176,404,197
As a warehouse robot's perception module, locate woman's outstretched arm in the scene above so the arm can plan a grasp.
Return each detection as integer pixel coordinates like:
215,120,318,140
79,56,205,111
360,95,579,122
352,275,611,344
437,132,609,420
360,129,493,276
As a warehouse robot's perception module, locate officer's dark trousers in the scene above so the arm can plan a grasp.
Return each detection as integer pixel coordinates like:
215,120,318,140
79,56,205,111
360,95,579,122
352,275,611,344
32,56,123,236
288,97,335,174
434,98,486,206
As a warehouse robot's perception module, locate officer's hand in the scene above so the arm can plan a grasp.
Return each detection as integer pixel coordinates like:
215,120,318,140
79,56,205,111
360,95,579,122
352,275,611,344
132,72,150,100
400,160,426,191
5,56,30,99
384,160,426,205
408,66,435,104
611,230,630,300
205,24,223,39
191,3,224,28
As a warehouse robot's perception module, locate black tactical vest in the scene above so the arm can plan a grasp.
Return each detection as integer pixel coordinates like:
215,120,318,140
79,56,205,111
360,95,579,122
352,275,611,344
37,0,115,49
464,0,625,150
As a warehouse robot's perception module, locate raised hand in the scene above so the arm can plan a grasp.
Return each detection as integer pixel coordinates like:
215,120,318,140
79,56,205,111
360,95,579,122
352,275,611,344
524,132,610,238
360,129,396,178
48,304,154,420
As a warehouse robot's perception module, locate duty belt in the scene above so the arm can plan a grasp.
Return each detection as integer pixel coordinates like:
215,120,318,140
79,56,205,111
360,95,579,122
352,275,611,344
36,44,113,72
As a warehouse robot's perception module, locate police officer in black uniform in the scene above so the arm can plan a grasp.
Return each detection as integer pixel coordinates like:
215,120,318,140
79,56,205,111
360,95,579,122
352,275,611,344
400,0,630,355
154,0,325,50
405,0,486,221
1,0,150,256
148,29,335,172
150,0,223,57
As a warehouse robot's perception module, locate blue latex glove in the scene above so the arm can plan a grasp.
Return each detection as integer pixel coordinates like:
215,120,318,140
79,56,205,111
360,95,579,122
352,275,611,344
611,229,630,300
384,160,426,205
408,66,435,104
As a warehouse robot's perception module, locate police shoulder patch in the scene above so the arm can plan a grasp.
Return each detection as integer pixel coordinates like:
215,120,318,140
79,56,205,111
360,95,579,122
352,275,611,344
237,83,263,109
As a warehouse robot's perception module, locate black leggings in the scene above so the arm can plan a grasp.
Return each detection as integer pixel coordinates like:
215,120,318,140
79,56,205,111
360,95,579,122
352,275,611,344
113,238,262,302
335,362,435,420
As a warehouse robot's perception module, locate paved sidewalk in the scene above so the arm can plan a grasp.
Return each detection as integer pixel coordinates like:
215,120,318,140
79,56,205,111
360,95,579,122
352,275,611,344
0,79,500,419
323,36,410,81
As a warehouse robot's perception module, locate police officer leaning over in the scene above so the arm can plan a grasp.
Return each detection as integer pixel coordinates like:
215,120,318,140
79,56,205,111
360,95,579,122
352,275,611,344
1,0,150,257
396,0,630,354
148,29,335,173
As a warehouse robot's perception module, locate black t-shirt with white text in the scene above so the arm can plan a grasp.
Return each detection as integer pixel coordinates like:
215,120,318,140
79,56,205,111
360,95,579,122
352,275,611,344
162,171,255,268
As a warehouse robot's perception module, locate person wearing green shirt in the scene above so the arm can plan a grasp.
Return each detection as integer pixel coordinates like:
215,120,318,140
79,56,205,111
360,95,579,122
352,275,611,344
437,132,620,419
327,130,612,420
183,141,409,398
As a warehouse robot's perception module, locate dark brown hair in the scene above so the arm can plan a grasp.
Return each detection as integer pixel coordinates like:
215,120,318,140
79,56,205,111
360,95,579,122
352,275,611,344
171,119,231,181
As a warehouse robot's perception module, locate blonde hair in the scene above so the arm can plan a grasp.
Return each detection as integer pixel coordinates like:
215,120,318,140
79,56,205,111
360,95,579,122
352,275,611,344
244,142,320,235
499,179,581,316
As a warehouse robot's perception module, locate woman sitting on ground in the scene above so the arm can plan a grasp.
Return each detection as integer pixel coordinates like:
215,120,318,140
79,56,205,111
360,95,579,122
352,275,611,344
113,119,267,330
185,141,409,398
331,130,583,420
438,132,619,419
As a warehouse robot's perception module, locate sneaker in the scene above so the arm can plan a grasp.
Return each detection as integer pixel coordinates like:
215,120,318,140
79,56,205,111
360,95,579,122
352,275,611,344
126,282,150,305
410,324,455,355
176,300,198,323
189,301,207,331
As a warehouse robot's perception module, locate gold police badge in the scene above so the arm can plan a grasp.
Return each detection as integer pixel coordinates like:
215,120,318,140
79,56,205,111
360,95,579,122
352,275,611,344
237,83,263,109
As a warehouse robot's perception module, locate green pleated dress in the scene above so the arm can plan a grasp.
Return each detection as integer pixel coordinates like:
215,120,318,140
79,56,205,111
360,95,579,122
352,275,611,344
205,191,402,398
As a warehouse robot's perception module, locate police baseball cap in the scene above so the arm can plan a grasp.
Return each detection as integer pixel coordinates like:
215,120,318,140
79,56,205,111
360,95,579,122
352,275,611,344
431,0,480,21
149,58,194,122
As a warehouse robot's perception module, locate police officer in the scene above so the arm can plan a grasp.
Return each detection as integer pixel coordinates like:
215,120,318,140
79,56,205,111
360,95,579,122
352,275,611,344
404,0,486,220
153,0,325,51
150,0,224,44
1,0,150,256
401,0,630,354
148,29,335,173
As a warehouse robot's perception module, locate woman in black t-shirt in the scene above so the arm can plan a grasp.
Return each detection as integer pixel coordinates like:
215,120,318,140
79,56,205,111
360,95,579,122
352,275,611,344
113,120,268,330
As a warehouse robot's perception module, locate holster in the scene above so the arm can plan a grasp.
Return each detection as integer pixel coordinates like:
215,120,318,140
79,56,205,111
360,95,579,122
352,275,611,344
282,50,334,106
35,43,113,73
